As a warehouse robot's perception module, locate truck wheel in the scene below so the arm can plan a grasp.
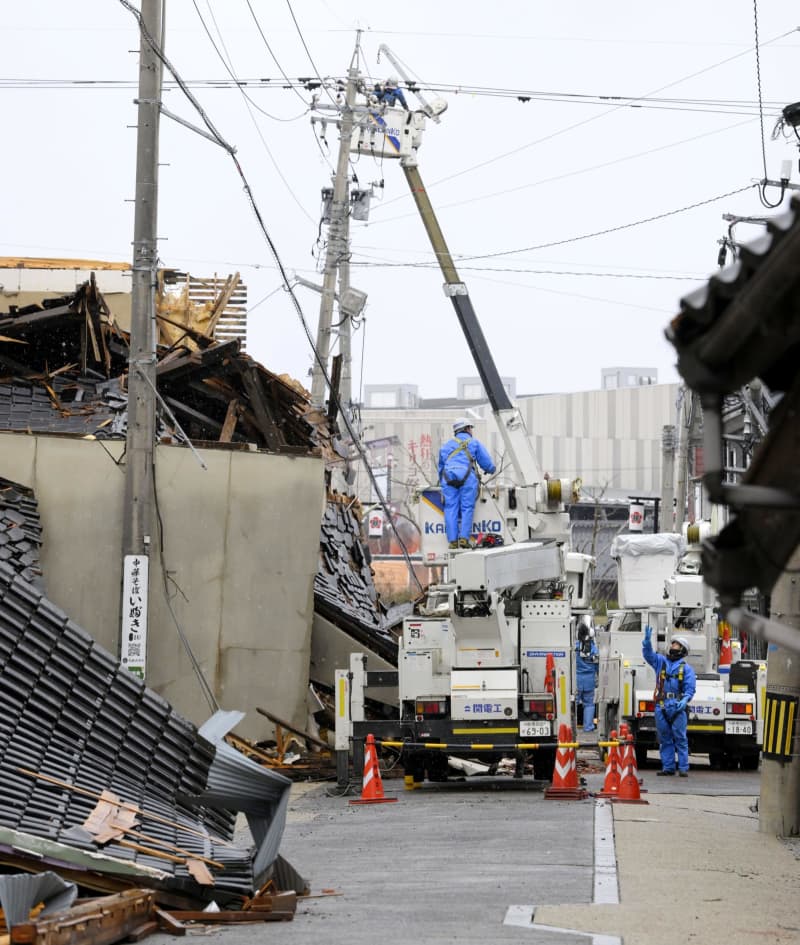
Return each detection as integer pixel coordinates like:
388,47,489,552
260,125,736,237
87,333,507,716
740,752,760,771
405,751,425,785
635,744,649,770
604,706,619,739
708,752,724,770
536,749,556,782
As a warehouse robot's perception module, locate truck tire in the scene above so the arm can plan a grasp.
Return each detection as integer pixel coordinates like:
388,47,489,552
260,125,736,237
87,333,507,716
709,751,724,770
635,744,649,770
740,752,760,771
536,748,556,782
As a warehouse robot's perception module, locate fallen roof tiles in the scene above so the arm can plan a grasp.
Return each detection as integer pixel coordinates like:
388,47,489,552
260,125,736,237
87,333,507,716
0,560,303,904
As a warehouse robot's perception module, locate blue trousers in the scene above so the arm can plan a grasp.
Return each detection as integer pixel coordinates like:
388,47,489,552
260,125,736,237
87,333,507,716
655,702,689,772
576,677,596,732
442,476,479,541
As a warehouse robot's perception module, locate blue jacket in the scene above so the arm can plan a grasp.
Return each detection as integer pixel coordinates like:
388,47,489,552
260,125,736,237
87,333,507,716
438,433,495,488
642,637,697,704
575,639,598,682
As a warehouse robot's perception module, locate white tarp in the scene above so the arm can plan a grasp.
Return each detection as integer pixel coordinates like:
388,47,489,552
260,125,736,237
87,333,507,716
611,533,685,559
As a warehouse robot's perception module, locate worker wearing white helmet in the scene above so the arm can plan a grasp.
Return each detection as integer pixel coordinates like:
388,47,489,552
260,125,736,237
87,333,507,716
642,628,697,776
373,75,408,110
438,418,496,549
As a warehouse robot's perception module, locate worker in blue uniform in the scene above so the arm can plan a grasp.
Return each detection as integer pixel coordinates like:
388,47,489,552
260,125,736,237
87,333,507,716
575,618,599,732
373,75,408,109
438,418,496,549
642,628,697,776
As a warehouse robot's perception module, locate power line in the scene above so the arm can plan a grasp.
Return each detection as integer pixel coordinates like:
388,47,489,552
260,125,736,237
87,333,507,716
459,184,759,261
189,0,315,224
0,78,787,119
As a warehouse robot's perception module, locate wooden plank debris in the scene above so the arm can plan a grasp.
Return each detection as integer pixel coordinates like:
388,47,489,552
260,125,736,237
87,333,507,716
9,890,155,945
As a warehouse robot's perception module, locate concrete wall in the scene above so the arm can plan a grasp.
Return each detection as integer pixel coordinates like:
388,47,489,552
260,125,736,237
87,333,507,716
0,432,325,741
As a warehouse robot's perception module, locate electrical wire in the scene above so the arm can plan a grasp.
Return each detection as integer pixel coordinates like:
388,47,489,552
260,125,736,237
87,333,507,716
244,0,312,110
283,0,341,110
374,118,757,222
351,260,701,280
190,0,316,225
1,77,788,119
458,184,759,261
752,1,786,209
381,26,797,200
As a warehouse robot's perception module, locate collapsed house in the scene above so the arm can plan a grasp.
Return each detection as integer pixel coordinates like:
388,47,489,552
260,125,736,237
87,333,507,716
0,475,304,905
0,274,399,739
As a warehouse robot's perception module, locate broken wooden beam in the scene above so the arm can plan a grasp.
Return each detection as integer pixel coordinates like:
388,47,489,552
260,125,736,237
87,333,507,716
9,890,155,945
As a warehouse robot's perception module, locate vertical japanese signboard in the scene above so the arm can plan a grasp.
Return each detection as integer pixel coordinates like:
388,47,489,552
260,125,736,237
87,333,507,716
121,554,149,679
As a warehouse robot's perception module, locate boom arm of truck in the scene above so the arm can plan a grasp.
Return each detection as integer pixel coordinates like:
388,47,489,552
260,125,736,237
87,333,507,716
374,46,578,527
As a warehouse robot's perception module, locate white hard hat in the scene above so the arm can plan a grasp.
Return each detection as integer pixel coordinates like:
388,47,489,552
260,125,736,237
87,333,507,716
670,635,689,656
453,417,473,433
387,75,399,85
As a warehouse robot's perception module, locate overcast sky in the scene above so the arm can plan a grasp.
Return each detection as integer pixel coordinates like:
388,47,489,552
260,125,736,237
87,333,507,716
2,3,797,398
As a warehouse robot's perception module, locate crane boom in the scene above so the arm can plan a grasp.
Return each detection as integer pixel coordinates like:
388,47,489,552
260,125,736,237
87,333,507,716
401,163,545,490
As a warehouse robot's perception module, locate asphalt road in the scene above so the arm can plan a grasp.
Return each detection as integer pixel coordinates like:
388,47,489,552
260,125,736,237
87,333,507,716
141,754,763,945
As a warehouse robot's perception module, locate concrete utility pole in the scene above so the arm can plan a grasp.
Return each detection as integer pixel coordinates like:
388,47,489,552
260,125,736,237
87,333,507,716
660,424,676,533
310,41,359,407
759,544,800,837
120,0,163,679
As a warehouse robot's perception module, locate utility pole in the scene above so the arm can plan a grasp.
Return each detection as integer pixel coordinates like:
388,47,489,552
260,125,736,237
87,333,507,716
759,545,800,837
310,39,359,407
120,0,163,679
660,425,676,533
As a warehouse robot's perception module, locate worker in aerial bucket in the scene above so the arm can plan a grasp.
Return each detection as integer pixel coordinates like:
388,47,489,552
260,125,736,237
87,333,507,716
643,628,697,776
438,418,496,549
373,75,408,109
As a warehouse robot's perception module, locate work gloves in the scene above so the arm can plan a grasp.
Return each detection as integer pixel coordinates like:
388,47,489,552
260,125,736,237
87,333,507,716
644,625,652,645
676,697,689,712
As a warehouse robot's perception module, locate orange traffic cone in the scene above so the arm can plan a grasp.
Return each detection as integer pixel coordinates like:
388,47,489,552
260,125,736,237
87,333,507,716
544,724,588,800
595,729,621,798
611,731,648,805
349,734,398,805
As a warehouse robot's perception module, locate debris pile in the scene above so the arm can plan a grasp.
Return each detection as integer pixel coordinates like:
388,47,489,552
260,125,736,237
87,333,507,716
315,495,398,662
0,556,305,905
0,279,396,660
0,278,323,454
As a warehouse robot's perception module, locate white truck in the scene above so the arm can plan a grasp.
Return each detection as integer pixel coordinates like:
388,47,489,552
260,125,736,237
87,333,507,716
333,50,594,785
596,530,766,770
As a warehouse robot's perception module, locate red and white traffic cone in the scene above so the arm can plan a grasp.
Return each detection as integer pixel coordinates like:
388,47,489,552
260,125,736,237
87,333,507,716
544,724,588,800
611,730,648,805
349,734,398,805
596,729,621,798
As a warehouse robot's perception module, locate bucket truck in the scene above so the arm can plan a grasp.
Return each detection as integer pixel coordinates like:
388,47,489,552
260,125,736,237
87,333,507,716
595,527,765,770
332,49,594,786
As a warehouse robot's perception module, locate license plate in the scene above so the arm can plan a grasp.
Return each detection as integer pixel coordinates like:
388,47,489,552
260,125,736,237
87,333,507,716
519,721,550,738
725,720,753,736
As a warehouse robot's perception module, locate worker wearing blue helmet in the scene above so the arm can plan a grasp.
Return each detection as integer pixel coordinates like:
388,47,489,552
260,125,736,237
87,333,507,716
438,418,496,549
642,628,697,776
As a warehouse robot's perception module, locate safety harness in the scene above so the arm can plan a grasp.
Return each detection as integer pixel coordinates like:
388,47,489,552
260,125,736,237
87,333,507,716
654,660,685,705
441,439,478,488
